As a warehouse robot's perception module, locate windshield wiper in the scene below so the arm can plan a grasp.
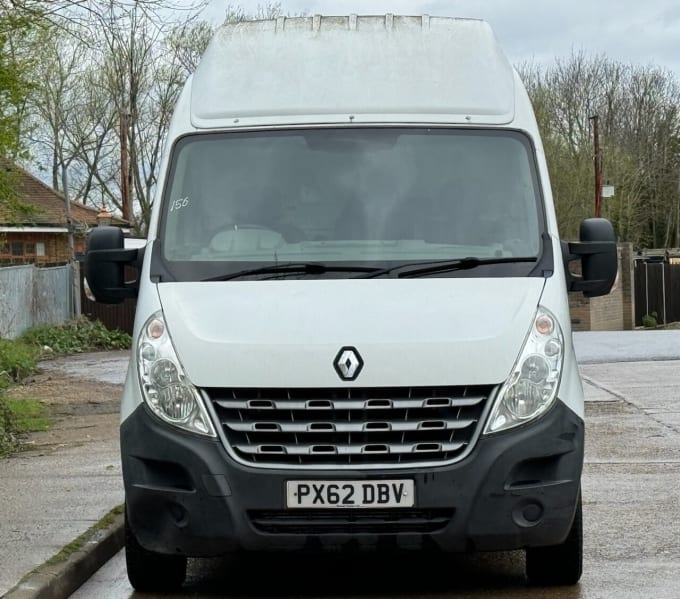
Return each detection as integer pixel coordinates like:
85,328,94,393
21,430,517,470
203,262,381,281
357,256,538,279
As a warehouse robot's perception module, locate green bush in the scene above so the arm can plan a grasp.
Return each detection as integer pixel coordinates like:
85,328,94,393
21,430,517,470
641,312,658,328
0,339,39,389
20,317,131,354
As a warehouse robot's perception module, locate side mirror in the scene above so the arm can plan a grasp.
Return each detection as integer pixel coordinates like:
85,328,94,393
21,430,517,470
562,218,617,298
85,227,142,304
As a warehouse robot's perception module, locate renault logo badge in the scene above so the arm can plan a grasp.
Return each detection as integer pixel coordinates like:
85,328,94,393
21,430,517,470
334,347,363,381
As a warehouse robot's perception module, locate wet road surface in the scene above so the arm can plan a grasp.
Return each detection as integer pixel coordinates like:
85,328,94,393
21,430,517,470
71,359,680,598
40,350,130,385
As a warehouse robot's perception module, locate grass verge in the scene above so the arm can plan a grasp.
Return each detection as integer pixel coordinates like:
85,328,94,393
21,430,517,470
0,338,39,386
1,316,127,457
7,398,49,432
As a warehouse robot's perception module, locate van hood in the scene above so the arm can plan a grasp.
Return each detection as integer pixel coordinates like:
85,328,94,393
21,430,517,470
157,279,545,388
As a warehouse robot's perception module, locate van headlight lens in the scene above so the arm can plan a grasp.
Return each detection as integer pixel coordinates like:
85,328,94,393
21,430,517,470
137,311,216,436
484,306,564,434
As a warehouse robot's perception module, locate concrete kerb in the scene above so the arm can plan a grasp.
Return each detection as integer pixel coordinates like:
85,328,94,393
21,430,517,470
3,508,124,599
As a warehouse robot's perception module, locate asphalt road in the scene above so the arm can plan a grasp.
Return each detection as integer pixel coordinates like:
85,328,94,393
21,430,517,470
71,336,680,598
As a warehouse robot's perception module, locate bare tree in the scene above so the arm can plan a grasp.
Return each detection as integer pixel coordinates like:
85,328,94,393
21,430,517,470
17,2,311,233
521,54,680,248
1,0,207,31
20,1,207,230
167,20,214,75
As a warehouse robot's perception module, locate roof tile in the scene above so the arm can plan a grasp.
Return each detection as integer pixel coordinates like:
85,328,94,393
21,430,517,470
0,161,128,227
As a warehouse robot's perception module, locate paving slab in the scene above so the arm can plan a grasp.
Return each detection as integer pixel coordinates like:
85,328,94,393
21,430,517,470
0,441,124,596
0,350,128,597
581,376,621,402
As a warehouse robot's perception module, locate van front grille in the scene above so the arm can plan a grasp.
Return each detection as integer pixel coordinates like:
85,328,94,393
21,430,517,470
205,386,493,468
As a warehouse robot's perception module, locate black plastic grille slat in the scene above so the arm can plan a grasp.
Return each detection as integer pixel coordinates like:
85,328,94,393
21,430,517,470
248,509,455,534
206,386,492,467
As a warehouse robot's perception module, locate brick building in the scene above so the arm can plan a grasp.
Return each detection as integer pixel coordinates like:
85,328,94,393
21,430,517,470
0,163,127,265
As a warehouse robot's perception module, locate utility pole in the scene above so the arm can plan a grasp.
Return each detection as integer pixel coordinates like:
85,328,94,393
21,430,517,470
61,165,74,270
120,111,131,222
121,14,135,227
590,114,603,218
61,164,81,317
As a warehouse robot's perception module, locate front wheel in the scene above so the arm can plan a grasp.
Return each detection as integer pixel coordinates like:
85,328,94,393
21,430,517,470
125,514,187,592
525,493,583,586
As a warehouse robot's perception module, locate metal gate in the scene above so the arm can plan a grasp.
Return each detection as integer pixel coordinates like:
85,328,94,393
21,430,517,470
0,265,71,339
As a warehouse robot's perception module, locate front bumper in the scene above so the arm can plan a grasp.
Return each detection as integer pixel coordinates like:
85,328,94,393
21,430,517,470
122,399,583,556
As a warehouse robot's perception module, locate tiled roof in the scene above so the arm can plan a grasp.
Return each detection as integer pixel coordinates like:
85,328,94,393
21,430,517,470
0,161,128,228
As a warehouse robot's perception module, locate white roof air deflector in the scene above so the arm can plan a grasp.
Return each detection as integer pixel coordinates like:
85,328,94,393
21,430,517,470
190,15,516,128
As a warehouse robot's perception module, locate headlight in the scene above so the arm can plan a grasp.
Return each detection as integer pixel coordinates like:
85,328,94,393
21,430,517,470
484,306,564,434
137,311,216,436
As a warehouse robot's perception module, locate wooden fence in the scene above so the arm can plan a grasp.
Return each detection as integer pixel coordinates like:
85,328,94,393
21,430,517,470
634,259,680,326
79,267,137,335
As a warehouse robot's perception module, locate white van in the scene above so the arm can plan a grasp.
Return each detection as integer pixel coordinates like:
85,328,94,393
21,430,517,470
86,15,617,591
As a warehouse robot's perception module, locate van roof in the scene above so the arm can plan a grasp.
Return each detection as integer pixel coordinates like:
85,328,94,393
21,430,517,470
190,15,516,128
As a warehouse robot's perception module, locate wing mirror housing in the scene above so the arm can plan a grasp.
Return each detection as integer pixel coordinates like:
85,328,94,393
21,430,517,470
562,218,618,298
85,227,143,304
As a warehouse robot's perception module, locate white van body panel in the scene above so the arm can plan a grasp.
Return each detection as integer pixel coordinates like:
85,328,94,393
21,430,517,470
124,16,586,428
157,278,544,389
191,16,515,129
146,22,561,245
123,268,585,423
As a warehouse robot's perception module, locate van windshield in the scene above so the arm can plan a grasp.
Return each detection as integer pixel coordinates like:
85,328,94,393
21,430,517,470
158,128,545,280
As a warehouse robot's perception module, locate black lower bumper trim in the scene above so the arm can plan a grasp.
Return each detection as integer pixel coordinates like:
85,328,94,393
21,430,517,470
122,399,583,556
248,508,455,534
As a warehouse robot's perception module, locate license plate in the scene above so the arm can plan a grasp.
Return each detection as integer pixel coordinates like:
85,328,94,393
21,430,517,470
286,480,415,509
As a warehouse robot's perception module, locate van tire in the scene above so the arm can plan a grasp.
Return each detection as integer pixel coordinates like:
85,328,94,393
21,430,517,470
125,515,187,592
525,494,583,586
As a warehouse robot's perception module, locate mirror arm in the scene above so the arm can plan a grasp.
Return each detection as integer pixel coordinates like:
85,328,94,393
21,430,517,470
94,286,138,300
87,248,141,266
87,247,143,300
566,278,611,294
561,240,617,295
565,241,615,257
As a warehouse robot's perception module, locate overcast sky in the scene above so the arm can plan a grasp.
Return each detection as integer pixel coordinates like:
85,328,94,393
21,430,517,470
198,0,680,78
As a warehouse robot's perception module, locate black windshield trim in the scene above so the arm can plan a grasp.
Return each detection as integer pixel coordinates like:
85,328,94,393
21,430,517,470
150,253,546,282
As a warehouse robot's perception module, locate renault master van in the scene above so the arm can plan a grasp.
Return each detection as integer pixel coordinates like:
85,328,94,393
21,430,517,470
86,15,618,591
